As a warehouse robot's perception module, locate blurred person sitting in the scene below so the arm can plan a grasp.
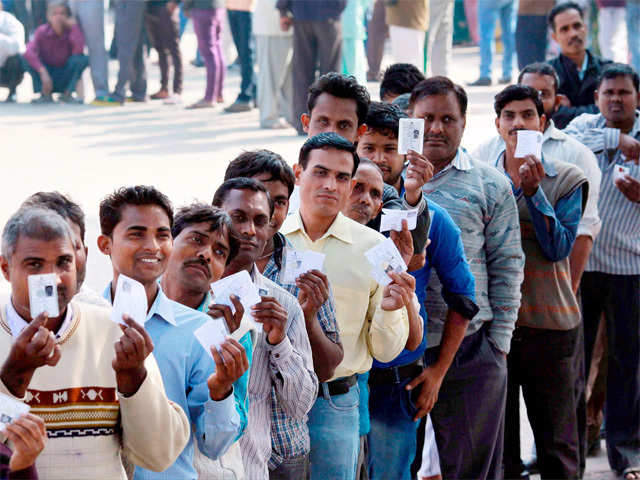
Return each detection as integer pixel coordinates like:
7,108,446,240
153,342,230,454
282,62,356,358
22,1,88,104
0,1,24,103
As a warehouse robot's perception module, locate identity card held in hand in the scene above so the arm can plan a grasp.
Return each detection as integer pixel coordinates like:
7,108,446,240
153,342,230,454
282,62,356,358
28,273,59,318
379,208,418,232
0,393,30,432
515,130,543,159
193,319,228,359
365,237,408,286
110,274,148,326
398,118,425,154
613,164,630,183
282,248,326,283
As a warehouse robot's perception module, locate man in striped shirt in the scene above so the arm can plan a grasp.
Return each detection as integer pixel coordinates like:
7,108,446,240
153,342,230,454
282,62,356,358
564,63,640,480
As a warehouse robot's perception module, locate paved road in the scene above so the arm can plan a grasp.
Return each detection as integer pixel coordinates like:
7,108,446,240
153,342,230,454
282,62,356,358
0,29,615,479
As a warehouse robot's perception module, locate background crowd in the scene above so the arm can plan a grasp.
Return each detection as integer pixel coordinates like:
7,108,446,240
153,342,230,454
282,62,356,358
0,1,640,480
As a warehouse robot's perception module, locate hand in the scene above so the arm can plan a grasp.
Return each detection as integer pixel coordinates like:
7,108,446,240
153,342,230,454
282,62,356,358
251,297,287,345
619,134,640,163
557,93,571,107
6,413,46,472
0,314,61,397
208,295,244,334
518,154,545,197
390,219,414,267
39,69,52,95
408,250,427,271
405,365,445,420
207,338,249,401
404,150,434,206
295,270,330,325
112,316,153,397
280,16,292,32
615,175,640,203
380,271,415,311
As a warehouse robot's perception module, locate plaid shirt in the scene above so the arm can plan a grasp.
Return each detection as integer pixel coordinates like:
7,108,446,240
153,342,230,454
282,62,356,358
263,233,340,468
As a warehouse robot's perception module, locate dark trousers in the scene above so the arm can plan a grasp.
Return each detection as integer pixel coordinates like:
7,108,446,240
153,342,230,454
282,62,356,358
113,0,146,101
227,9,256,102
269,453,310,480
365,0,386,79
291,18,342,134
573,320,587,476
145,3,182,94
515,14,547,70
25,54,88,94
0,54,25,94
426,326,507,480
506,326,580,479
581,272,640,473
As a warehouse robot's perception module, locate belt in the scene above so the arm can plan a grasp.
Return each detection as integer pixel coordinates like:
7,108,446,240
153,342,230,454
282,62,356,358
318,374,357,398
368,358,424,386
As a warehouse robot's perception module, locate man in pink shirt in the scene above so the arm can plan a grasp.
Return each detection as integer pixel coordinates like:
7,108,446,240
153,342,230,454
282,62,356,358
23,1,88,104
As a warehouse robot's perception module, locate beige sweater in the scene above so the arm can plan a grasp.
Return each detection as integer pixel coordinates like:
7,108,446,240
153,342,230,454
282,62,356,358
386,0,429,31
0,301,190,480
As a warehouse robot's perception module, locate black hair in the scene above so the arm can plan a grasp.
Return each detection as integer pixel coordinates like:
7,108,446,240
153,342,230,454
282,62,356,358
99,185,173,236
22,191,86,242
212,177,274,218
379,63,426,100
357,158,384,177
518,62,560,94
172,203,239,265
224,150,295,197
494,84,545,117
409,76,468,116
548,2,584,30
597,62,640,92
364,101,407,139
298,132,360,176
307,72,370,126
47,0,72,18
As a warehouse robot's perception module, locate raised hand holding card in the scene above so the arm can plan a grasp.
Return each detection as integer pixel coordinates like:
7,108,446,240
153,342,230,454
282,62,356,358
28,273,59,318
110,274,148,326
398,118,425,155
515,130,543,158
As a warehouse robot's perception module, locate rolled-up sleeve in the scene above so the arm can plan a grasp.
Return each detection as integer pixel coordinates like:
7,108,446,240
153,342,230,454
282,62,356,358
367,287,409,363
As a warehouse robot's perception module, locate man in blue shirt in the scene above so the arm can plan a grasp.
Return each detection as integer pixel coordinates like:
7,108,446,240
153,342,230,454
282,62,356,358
97,185,248,480
493,85,587,479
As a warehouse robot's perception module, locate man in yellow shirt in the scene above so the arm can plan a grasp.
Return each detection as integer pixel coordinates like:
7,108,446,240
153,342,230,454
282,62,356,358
281,132,411,480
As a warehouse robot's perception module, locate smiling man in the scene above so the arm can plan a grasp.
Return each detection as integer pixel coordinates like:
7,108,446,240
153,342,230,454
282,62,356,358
493,84,588,479
564,63,640,480
0,206,190,479
547,2,612,128
98,186,247,480
213,177,318,480
408,76,524,480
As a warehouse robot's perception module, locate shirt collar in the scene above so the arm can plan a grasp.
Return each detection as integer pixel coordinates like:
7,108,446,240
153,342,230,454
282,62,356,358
578,53,589,81
281,210,353,244
494,149,558,177
431,149,473,179
6,300,73,340
102,281,177,326
543,120,565,142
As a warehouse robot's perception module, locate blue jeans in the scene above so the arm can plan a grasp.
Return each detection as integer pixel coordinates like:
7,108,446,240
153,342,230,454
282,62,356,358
25,54,88,94
368,376,420,480
308,382,360,480
227,9,256,102
477,0,517,78
628,2,640,74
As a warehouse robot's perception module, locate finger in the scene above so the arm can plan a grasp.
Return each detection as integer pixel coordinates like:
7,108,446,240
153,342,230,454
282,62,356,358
211,346,226,370
13,415,44,443
119,336,136,357
230,295,245,318
207,305,224,318
218,343,238,371
5,421,34,445
44,344,61,367
32,329,55,357
123,317,153,354
113,341,126,367
406,371,426,390
5,426,30,452
19,314,49,343
22,413,46,437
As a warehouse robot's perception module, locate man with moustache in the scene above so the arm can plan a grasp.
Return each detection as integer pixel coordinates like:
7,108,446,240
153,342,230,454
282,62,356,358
474,62,602,476
0,207,190,479
547,2,612,128
98,186,248,480
493,84,587,479
407,76,524,480
564,63,640,480
212,177,318,479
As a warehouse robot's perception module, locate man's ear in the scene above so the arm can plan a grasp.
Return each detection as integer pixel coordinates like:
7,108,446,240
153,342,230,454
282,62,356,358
356,123,368,141
551,30,558,45
301,113,310,133
594,89,599,105
539,113,547,131
553,94,562,113
0,256,10,282
97,234,112,256
494,116,501,134
293,164,303,185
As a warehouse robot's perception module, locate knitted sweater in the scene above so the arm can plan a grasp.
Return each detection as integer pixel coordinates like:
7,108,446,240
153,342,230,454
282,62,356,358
0,302,190,480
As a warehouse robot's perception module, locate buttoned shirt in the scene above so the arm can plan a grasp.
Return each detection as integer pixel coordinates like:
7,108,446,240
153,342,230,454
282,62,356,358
238,268,317,479
23,23,84,70
473,119,602,239
262,232,339,468
421,149,524,354
564,112,640,274
102,285,240,480
281,211,409,379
